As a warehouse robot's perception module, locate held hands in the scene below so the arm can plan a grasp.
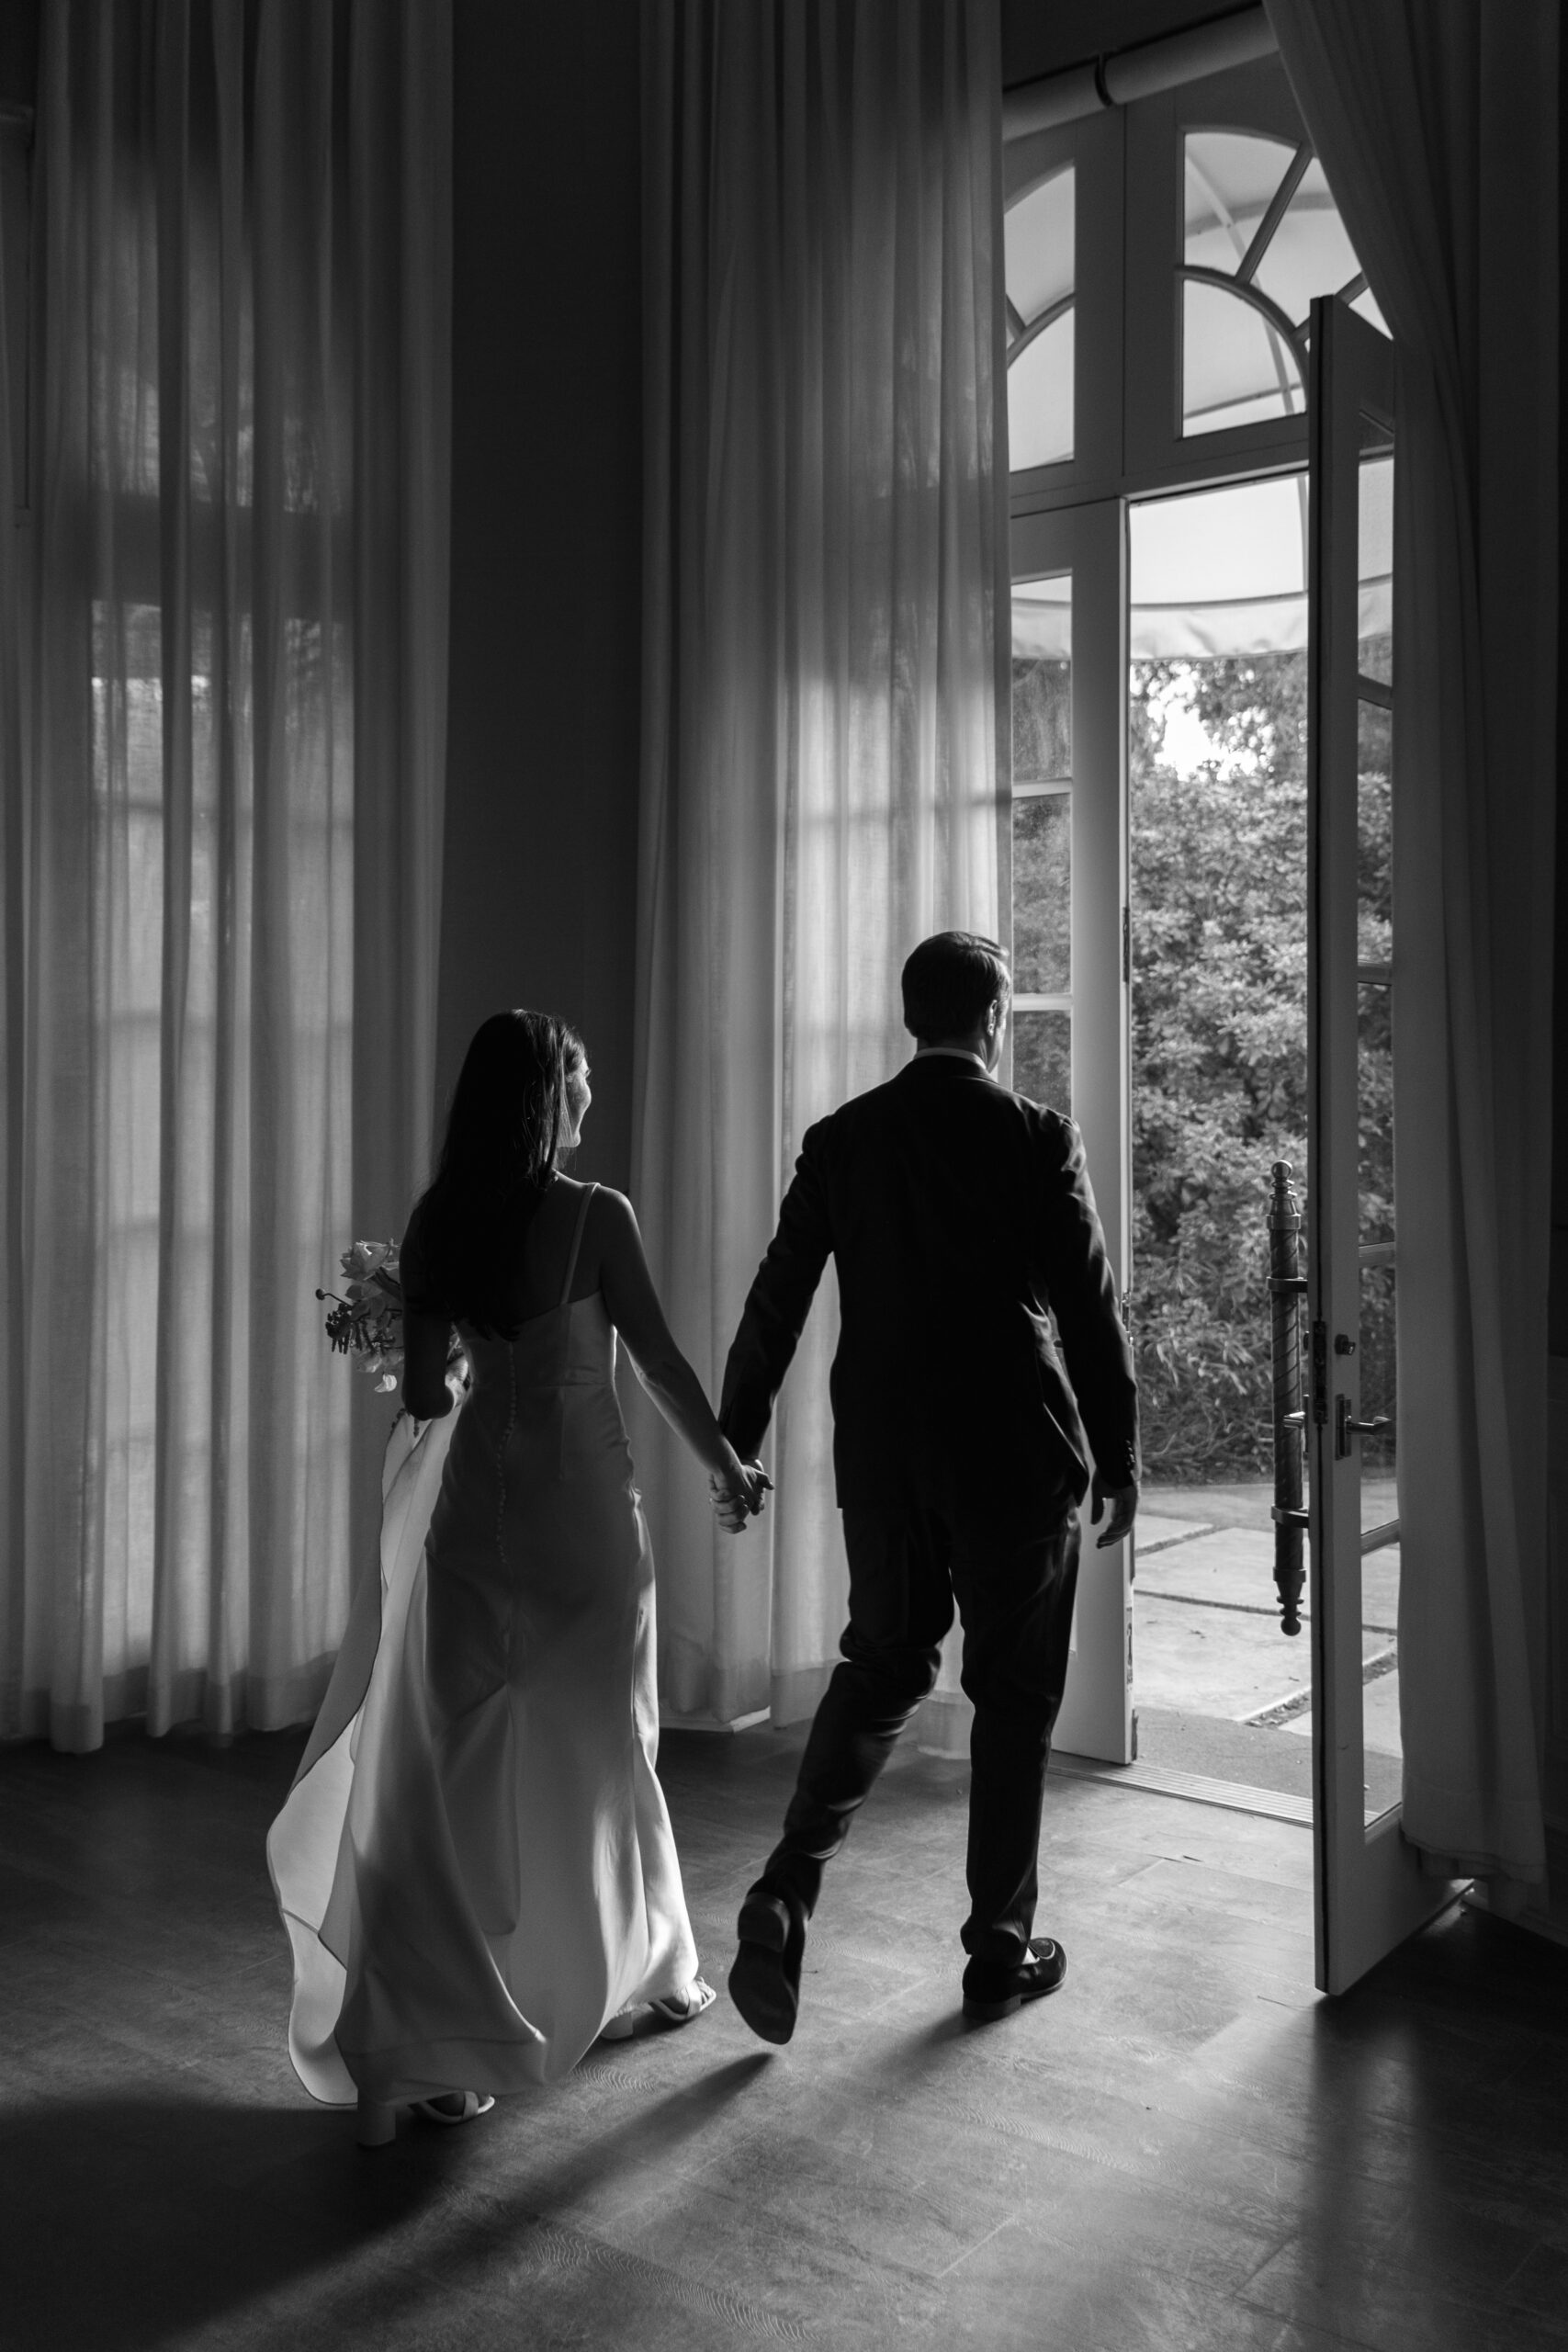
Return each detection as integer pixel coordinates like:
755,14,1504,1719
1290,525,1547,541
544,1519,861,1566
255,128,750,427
1090,1471,1139,1551
710,1457,1132,1544
709,1448,773,1535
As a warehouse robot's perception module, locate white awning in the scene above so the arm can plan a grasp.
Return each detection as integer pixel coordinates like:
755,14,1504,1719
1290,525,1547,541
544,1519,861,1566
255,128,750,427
1012,468,1391,662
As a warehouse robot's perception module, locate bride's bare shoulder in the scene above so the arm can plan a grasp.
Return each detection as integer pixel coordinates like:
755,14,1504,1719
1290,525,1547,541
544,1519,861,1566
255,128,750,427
553,1175,622,1221
589,1188,645,1260
595,1187,646,1224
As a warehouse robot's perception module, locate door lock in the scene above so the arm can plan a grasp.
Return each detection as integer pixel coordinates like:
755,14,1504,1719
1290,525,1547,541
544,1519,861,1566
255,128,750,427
1335,1396,1393,1458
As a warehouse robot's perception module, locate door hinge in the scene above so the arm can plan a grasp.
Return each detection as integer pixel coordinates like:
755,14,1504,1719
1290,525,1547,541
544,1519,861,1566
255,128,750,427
1122,904,1130,983
1311,1318,1328,1425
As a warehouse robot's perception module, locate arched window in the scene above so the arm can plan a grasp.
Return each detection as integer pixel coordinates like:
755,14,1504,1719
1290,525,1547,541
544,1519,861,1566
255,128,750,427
1180,129,1385,435
1002,51,1390,494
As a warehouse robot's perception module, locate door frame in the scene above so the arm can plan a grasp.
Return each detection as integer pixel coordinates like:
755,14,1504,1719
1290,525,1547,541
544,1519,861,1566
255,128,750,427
1010,498,1133,1766
1305,295,1459,1993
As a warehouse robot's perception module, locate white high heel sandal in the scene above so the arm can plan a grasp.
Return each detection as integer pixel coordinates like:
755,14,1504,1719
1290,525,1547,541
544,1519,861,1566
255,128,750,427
410,2091,495,2125
356,2089,495,2144
599,1975,717,2041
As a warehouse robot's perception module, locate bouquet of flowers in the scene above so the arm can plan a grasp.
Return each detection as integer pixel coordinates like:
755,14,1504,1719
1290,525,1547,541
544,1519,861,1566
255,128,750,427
316,1240,468,1399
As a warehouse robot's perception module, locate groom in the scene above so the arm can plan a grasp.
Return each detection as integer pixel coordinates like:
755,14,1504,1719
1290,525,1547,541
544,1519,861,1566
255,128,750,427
715,931,1138,2041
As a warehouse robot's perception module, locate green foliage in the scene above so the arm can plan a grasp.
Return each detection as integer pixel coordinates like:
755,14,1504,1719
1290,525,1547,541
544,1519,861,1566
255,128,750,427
1129,652,1397,1479
1130,654,1311,1482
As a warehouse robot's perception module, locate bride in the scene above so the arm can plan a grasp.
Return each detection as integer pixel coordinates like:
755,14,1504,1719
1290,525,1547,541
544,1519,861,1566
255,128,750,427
268,1010,769,2144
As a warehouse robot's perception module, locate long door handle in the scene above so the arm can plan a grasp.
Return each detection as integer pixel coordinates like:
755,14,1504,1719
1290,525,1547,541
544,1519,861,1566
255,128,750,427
1268,1162,1307,1634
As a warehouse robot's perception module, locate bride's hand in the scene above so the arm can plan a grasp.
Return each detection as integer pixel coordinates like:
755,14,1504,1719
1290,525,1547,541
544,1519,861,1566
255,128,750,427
737,1457,773,1516
709,1449,772,1534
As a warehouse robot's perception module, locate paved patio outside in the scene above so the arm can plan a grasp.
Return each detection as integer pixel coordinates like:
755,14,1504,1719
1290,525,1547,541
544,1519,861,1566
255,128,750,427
1131,1479,1401,1807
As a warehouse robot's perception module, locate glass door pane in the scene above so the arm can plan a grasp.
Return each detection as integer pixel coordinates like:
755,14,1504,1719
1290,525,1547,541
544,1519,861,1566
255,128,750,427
1011,574,1073,1114
1358,1258,1401,1815
1010,503,1131,1766
1356,425,1399,1815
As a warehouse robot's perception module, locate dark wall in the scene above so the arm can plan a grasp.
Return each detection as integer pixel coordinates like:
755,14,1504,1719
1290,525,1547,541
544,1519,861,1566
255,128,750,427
437,0,644,1192
1001,0,1211,85
435,0,1191,1195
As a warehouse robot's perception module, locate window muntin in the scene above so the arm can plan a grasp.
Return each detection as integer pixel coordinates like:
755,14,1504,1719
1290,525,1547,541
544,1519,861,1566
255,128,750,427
1251,158,1360,331
1180,130,1379,439
1182,130,1296,272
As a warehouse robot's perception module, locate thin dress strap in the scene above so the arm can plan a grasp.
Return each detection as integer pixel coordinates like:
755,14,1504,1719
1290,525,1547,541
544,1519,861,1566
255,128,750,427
558,1182,596,1307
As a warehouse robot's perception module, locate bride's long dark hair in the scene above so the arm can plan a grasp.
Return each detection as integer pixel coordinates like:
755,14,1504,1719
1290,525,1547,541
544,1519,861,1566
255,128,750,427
410,1009,585,1326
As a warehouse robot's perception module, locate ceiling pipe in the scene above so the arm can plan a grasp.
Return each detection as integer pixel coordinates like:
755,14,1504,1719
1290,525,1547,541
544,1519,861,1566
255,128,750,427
1002,4,1278,140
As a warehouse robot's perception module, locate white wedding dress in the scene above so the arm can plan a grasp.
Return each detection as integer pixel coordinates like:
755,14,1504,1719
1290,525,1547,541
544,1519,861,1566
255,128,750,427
267,1187,701,2106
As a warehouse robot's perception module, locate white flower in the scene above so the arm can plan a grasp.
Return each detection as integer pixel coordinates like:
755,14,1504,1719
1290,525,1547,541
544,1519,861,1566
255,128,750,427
342,1238,397,1282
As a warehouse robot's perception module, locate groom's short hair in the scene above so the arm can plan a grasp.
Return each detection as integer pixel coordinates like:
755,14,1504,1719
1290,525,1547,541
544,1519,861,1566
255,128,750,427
901,933,1011,1045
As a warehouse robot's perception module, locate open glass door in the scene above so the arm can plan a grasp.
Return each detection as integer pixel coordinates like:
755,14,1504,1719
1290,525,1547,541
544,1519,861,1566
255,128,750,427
1010,499,1132,1765
1305,296,1458,1992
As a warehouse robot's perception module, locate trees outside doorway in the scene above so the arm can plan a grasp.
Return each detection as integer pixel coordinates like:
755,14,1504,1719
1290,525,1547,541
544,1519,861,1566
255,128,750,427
1129,646,1393,1487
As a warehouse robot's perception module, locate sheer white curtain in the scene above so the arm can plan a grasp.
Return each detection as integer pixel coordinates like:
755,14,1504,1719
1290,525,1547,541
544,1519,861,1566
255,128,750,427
635,0,1006,1725
1267,1,1558,1884
0,0,450,1752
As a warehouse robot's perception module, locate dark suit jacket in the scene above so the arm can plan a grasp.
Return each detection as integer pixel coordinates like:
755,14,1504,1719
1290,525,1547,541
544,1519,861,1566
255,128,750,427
718,1052,1138,1515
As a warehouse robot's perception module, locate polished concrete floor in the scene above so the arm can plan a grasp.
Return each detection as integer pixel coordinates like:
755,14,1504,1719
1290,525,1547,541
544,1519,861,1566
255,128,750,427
3,1718,1565,2351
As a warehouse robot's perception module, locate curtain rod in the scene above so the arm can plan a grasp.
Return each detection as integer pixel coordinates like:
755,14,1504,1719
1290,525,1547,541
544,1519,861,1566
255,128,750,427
1002,4,1277,141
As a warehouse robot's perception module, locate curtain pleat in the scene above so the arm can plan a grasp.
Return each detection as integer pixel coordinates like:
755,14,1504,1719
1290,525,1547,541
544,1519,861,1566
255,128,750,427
635,0,1004,1724
1267,0,1557,1883
0,116,28,1739
0,0,450,1751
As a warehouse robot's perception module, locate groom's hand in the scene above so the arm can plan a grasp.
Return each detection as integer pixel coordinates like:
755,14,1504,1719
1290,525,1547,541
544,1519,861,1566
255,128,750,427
709,1458,772,1535
1090,1473,1138,1551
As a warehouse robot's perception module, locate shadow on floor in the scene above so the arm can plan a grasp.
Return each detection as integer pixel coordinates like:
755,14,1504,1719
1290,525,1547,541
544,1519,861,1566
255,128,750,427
0,2094,434,2351
1,2054,781,2352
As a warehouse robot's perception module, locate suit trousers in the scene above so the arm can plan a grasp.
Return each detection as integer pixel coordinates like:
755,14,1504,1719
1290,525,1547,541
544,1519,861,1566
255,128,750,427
758,1491,1082,1963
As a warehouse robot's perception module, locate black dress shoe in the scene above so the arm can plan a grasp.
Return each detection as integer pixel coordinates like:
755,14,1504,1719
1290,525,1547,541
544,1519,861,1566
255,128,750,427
728,1889,805,2045
961,1936,1067,2020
